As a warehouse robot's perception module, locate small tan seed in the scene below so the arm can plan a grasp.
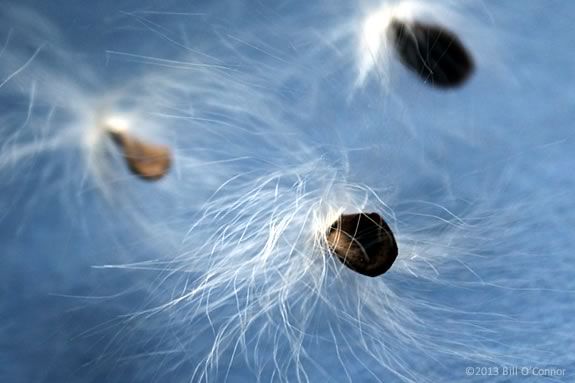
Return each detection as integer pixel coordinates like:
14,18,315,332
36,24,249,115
107,130,171,181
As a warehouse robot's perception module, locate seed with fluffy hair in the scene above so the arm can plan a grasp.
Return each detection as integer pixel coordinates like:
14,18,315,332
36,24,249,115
326,212,398,277
107,130,171,181
388,19,474,88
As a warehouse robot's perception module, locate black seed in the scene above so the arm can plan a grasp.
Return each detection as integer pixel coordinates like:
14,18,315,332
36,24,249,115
107,130,171,181
388,19,474,88
326,212,398,277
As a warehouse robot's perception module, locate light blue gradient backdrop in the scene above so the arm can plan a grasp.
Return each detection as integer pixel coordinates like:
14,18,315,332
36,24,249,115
1,1,574,382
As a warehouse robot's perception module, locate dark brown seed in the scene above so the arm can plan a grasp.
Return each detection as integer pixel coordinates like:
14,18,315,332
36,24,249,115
107,130,171,181
326,212,398,277
388,19,474,88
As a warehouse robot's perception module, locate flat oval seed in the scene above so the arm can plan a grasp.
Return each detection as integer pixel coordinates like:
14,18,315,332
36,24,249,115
107,130,171,181
388,19,474,88
326,212,398,277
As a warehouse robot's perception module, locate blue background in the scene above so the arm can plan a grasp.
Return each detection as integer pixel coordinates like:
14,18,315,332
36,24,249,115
1,1,574,382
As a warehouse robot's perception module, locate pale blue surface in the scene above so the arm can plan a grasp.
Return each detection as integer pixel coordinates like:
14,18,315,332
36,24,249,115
1,1,574,382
